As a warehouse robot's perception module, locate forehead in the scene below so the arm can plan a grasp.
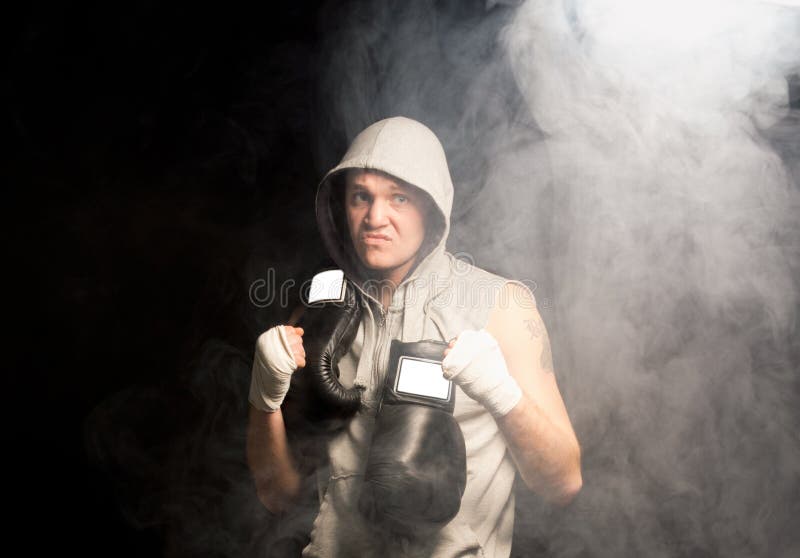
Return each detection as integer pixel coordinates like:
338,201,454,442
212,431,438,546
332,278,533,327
344,169,409,190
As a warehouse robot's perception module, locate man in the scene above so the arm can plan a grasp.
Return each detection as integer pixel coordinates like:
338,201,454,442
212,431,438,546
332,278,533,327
247,116,581,557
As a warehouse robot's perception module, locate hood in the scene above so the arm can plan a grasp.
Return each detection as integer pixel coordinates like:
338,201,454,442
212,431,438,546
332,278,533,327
315,116,454,299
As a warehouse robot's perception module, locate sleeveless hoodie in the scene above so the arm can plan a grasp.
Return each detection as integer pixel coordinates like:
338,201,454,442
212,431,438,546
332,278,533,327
302,117,518,558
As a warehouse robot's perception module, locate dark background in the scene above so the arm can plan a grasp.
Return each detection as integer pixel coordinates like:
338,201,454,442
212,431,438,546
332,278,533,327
8,1,800,557
8,1,553,557
9,1,341,556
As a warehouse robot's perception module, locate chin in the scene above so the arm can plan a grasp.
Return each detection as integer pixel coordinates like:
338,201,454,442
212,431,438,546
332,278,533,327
358,253,392,271
359,253,401,272
363,258,395,271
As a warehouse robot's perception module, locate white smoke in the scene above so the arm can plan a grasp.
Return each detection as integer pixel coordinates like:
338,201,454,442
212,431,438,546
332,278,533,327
318,0,800,555
502,0,800,555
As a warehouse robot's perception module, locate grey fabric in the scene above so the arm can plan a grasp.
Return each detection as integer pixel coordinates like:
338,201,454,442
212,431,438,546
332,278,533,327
303,117,519,558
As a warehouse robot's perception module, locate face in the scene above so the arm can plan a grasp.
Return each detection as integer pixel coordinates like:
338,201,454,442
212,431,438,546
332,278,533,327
344,170,428,284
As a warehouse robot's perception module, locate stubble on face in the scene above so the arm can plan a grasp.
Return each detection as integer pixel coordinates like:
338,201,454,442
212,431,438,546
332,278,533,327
343,169,428,289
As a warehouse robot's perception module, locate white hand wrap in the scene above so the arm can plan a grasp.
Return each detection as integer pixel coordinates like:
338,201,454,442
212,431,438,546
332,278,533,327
248,325,298,412
441,328,523,418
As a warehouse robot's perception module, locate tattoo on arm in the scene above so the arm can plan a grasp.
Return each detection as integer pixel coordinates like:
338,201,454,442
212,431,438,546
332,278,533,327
524,319,541,339
524,318,554,373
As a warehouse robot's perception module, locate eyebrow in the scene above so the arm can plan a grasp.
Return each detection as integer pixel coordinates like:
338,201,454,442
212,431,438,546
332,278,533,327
349,181,406,190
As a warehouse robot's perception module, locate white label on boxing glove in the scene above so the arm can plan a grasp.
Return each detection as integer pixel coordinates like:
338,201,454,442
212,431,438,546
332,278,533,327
395,357,452,400
308,269,346,303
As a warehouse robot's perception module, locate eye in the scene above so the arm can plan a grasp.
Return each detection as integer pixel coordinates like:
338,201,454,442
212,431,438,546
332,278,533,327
393,194,408,204
351,191,370,204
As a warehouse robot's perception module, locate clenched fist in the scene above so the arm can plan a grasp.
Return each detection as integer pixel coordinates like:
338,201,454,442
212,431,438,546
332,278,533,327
283,326,306,368
442,329,522,418
248,325,306,412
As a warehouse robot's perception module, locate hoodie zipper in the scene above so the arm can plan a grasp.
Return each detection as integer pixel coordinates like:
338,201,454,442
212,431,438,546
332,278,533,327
372,304,390,395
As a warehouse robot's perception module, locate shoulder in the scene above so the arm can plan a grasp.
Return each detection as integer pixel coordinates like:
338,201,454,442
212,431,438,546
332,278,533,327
442,251,505,282
486,281,542,345
436,252,511,298
424,253,539,339
492,280,539,316
441,252,539,309
485,280,554,378
428,253,508,311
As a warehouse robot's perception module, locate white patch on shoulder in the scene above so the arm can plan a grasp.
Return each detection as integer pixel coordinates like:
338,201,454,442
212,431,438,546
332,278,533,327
309,269,346,303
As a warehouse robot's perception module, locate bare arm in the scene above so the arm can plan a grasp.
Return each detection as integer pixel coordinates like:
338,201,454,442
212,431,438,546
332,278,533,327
486,282,582,505
246,325,306,513
246,405,302,514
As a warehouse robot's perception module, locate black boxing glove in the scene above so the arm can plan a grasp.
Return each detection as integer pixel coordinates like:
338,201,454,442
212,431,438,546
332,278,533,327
281,265,364,440
358,339,467,538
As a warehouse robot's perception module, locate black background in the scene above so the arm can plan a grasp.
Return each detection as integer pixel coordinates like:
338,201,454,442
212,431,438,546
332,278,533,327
9,1,341,556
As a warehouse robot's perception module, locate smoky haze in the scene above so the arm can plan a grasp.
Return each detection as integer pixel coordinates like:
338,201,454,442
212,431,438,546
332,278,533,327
503,1,800,556
82,0,800,557
315,0,800,556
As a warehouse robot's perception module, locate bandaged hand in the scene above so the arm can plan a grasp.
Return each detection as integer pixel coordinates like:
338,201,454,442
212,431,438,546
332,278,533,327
441,328,523,418
248,325,305,412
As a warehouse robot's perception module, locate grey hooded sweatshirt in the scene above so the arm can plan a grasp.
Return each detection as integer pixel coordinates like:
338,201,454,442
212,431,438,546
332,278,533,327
302,117,520,558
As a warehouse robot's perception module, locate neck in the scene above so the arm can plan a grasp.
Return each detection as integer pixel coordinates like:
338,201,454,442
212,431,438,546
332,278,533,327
364,256,418,310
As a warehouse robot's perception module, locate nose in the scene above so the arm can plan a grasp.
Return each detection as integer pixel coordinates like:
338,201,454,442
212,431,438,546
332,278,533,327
365,198,390,228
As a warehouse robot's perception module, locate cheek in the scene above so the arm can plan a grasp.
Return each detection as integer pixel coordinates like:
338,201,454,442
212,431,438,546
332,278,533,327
346,208,361,238
406,210,427,248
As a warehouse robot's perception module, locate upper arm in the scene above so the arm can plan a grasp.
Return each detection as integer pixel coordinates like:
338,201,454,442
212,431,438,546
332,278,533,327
485,281,578,441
